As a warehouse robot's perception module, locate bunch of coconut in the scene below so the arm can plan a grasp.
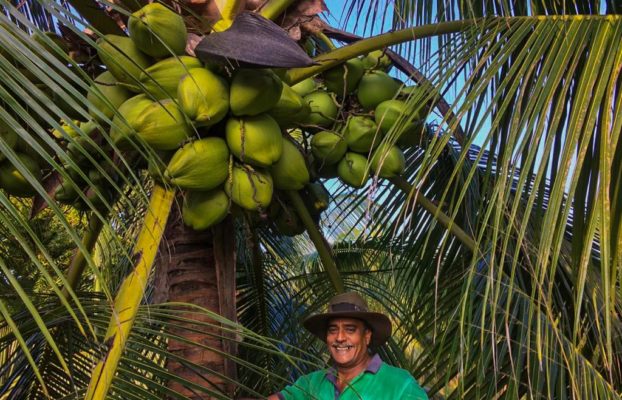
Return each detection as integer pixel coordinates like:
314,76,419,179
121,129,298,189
65,3,329,234
295,51,430,190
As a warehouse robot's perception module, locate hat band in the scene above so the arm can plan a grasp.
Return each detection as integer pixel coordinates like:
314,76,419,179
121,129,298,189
330,302,367,312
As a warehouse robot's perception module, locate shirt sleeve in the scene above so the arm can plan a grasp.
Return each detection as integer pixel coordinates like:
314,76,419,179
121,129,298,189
400,378,430,400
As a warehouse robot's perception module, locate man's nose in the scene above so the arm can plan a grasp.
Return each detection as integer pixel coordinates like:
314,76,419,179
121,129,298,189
336,329,346,341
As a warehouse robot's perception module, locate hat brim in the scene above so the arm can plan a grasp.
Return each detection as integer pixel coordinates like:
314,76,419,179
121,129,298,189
303,311,392,348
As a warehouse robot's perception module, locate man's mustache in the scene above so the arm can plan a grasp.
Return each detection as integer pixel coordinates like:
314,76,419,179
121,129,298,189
331,344,354,349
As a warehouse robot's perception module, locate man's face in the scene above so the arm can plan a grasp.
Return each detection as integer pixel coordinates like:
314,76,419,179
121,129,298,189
326,318,371,369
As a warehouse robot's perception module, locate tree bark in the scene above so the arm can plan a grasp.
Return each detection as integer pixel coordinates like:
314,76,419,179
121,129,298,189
153,201,237,399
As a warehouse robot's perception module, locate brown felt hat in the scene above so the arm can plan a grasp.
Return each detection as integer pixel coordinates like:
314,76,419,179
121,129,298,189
303,292,392,347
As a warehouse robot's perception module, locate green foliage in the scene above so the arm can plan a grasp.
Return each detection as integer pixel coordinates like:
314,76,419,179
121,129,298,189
0,0,621,399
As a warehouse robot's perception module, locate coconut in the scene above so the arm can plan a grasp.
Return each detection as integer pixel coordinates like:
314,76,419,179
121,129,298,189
0,125,19,162
370,144,405,178
361,50,392,71
291,77,317,97
182,189,229,231
96,35,152,89
304,91,338,128
178,67,229,127
134,99,191,150
54,179,81,204
110,94,153,148
225,163,273,211
165,137,230,191
302,182,330,214
322,58,365,96
0,153,41,197
274,204,305,236
344,115,382,153
357,70,401,110
226,114,283,167
374,99,425,147
128,3,187,58
337,152,370,188
268,83,310,127
139,56,203,100
269,139,309,190
230,69,283,116
87,71,133,122
311,130,347,165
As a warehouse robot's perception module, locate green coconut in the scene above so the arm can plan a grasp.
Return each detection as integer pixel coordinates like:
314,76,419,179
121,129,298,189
374,99,425,147
302,182,330,215
361,50,392,71
337,152,370,188
268,83,310,128
134,99,191,150
182,189,229,231
87,71,133,122
165,137,230,190
225,163,273,211
0,125,19,162
230,69,283,116
357,70,401,110
269,139,309,190
274,205,305,236
322,58,364,96
128,3,187,58
304,91,338,128
0,153,41,197
110,94,153,148
54,179,81,204
139,55,203,100
178,67,229,127
291,77,317,97
96,35,152,89
344,115,382,153
226,114,283,167
311,130,347,165
370,144,405,178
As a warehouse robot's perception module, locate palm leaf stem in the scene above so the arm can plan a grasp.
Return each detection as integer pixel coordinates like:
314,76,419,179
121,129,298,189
84,184,175,400
61,216,104,298
260,0,298,21
286,190,346,293
389,175,476,251
285,19,478,84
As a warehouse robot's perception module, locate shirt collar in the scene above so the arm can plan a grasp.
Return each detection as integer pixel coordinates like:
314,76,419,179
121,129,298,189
326,353,383,382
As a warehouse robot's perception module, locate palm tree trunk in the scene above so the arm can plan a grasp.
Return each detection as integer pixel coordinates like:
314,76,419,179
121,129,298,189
153,202,237,399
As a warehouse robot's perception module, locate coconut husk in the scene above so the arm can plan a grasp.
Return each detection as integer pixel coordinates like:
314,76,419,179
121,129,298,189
194,11,315,68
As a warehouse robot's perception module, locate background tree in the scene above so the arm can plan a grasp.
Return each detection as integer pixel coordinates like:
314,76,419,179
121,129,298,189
0,0,621,399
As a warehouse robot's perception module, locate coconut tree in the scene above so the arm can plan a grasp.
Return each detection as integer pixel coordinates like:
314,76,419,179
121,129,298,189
1,0,622,399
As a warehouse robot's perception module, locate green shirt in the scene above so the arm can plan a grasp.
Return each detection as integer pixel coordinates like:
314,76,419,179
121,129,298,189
278,355,428,400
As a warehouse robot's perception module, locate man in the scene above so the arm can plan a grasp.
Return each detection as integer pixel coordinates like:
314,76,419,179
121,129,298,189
268,292,429,399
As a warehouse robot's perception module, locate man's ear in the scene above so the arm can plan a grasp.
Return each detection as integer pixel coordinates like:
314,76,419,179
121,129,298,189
364,328,372,346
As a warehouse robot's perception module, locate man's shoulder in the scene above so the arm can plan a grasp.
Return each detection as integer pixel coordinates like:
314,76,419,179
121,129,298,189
377,363,429,399
377,362,416,381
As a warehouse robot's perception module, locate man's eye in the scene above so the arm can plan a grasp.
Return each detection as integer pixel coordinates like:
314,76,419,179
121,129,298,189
346,328,356,333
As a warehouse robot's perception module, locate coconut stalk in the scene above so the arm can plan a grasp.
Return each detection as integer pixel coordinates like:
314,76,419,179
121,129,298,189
286,190,345,293
61,216,104,298
259,0,298,21
84,184,175,400
213,0,243,31
389,175,476,251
